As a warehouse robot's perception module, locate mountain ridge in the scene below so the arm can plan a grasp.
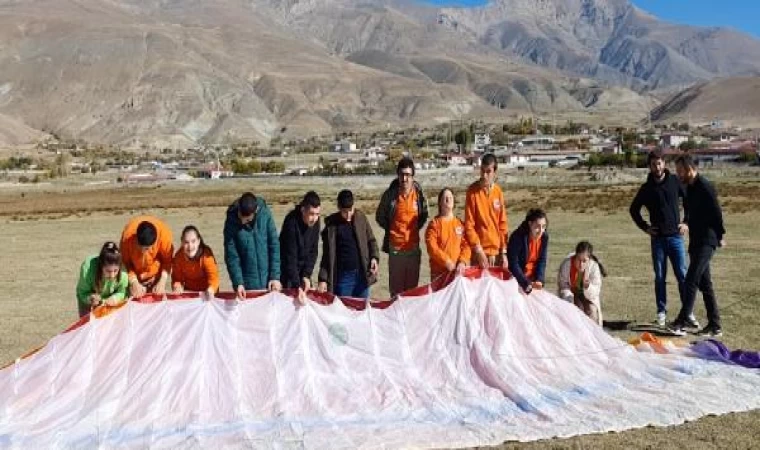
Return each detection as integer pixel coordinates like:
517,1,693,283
0,0,757,146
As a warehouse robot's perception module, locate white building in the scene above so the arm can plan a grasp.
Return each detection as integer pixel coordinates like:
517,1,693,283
333,141,358,153
660,133,690,149
439,153,469,166
474,134,491,153
518,136,555,150
502,152,531,167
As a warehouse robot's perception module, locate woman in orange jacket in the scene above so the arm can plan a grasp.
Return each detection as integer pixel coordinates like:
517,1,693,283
425,188,471,281
172,225,220,299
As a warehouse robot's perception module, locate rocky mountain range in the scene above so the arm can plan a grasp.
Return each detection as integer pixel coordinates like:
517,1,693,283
0,0,758,147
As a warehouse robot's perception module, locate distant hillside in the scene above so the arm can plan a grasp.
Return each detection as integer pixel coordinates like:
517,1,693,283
651,77,760,128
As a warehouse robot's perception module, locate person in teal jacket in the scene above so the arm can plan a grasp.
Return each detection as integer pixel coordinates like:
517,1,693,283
224,192,282,298
76,241,129,317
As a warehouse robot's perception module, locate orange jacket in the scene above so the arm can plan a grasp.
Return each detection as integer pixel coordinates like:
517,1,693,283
425,216,471,279
524,236,542,280
464,181,508,257
120,216,174,284
389,189,420,252
171,247,220,292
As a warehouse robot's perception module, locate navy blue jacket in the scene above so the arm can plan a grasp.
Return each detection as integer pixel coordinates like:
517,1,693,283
629,170,687,236
507,221,549,290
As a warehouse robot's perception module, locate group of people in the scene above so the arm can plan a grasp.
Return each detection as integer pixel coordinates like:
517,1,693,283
76,220,218,316
75,151,725,336
629,150,725,337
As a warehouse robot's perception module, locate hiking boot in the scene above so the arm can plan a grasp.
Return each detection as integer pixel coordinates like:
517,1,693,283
697,324,723,337
655,312,667,327
684,315,700,330
668,320,687,337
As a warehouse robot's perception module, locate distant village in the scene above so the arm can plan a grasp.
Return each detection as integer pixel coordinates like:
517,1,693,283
2,119,759,184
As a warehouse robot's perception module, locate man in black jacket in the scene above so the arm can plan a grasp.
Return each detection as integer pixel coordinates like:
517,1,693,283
670,155,726,337
630,150,696,327
279,191,321,291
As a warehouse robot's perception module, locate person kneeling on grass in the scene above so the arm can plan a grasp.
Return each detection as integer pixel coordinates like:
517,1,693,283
425,187,470,281
75,241,129,317
171,225,220,299
507,208,549,295
557,241,607,325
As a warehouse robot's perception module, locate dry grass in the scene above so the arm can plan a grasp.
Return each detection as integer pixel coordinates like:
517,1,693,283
1,172,759,449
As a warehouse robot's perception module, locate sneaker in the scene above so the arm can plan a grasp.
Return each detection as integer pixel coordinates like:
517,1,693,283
656,312,667,326
684,315,700,330
697,324,723,337
667,320,687,337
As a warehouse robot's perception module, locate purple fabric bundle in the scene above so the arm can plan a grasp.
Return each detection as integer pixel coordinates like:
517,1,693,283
691,339,760,369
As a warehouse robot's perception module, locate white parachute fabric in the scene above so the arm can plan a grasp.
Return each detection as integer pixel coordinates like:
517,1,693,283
1,273,760,449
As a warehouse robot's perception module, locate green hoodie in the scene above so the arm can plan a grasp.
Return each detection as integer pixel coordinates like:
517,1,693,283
76,255,129,308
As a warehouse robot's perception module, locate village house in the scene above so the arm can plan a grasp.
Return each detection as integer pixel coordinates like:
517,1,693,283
660,133,691,149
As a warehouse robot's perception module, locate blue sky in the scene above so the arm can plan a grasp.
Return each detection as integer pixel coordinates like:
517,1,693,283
425,0,759,38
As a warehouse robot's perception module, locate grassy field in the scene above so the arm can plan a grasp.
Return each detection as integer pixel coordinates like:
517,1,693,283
1,169,759,448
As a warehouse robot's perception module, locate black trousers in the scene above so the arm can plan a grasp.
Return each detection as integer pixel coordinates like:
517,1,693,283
677,244,721,327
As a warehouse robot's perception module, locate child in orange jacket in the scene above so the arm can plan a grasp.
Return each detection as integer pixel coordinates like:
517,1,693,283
425,188,471,281
464,153,508,269
172,225,219,299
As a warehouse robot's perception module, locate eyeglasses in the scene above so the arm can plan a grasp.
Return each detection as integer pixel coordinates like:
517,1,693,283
399,171,413,178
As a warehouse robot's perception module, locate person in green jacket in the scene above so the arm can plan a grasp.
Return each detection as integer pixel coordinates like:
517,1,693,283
76,241,129,317
224,192,282,298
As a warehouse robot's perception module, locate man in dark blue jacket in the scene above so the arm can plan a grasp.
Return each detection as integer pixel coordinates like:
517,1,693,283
224,192,281,298
279,191,321,291
630,149,696,327
507,209,549,295
670,155,726,337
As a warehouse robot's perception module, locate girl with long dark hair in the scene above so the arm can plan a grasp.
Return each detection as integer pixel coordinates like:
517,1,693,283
75,241,129,317
171,225,219,299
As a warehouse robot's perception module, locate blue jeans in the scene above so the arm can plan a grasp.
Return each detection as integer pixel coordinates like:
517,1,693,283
651,235,687,314
334,270,370,299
